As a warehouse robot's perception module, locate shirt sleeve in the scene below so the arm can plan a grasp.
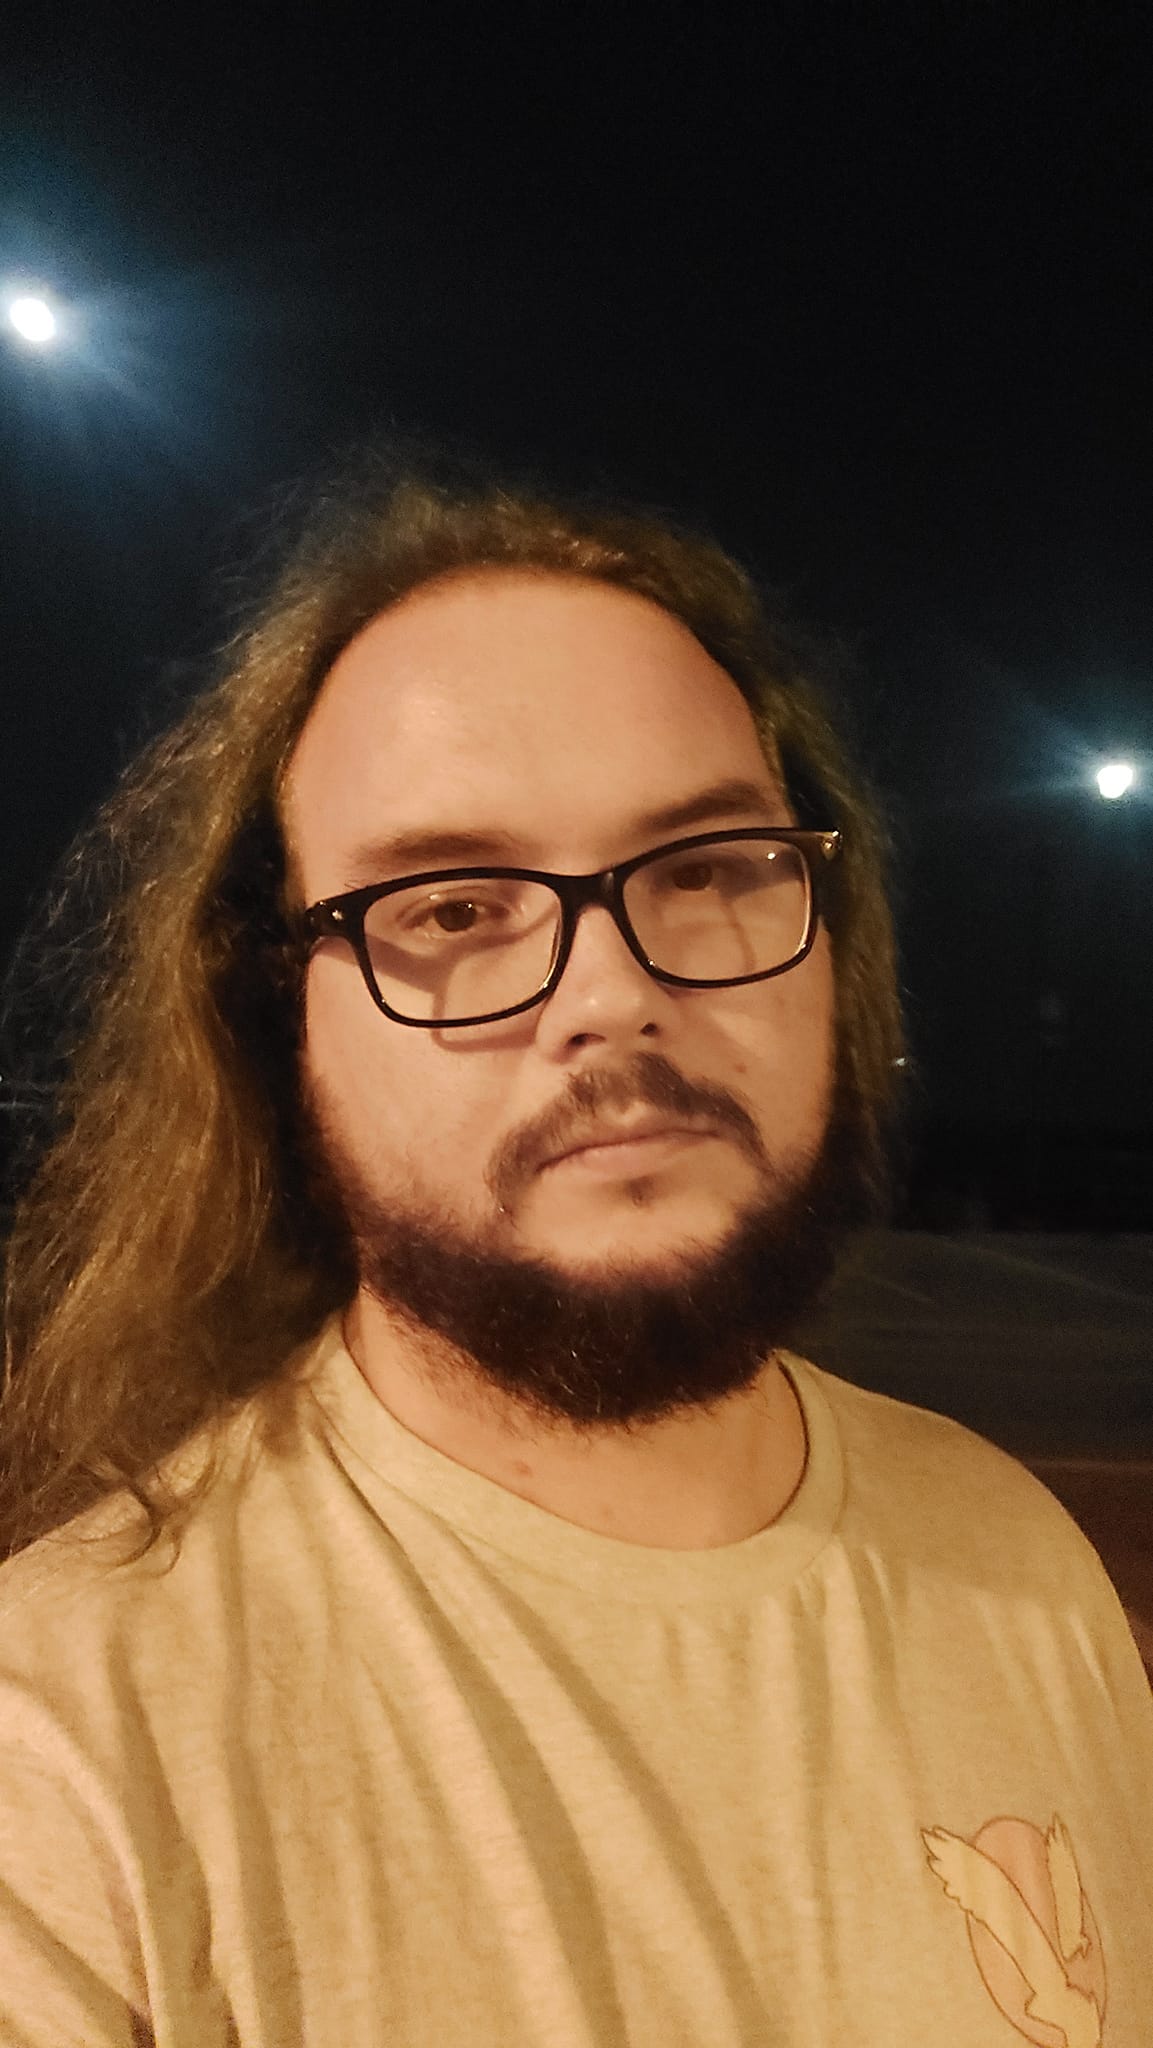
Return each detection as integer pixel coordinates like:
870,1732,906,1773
0,1747,152,2047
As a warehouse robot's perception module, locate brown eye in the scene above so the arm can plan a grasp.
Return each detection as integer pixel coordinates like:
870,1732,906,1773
432,899,481,933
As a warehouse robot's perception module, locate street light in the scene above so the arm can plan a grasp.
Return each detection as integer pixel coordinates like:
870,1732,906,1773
1094,762,1137,801
6,294,58,347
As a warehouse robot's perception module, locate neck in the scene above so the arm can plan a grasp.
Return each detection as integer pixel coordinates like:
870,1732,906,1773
343,1289,808,1549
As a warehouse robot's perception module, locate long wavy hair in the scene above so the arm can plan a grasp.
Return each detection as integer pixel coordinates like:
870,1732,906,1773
0,453,905,1567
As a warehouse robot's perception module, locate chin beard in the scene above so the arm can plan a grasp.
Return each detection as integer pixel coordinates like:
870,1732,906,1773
303,1078,869,1439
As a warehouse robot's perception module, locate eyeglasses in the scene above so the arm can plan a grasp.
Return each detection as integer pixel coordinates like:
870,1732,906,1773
301,826,841,1029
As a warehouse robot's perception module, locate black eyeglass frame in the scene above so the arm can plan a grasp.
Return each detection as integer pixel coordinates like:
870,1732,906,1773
300,826,842,1028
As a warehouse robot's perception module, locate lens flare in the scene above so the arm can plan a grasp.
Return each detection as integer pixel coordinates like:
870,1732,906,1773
7,295,57,345
1094,762,1135,801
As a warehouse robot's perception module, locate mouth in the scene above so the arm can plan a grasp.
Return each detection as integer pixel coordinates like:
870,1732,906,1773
540,1120,719,1174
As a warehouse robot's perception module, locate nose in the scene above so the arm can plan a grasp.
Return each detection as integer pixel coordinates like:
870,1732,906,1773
532,900,675,1056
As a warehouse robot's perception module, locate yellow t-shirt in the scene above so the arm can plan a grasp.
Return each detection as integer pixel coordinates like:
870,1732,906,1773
0,1320,1150,2045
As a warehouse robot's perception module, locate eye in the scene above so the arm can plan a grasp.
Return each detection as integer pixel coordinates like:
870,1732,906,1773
668,860,715,892
402,893,505,937
663,852,765,896
369,877,554,960
428,898,484,933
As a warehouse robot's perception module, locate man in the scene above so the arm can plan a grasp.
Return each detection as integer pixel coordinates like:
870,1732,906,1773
1,463,1150,2044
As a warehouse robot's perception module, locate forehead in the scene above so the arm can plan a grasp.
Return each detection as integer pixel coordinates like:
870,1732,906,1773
282,570,785,889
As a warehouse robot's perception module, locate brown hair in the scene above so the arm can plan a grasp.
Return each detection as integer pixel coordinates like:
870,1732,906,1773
0,453,904,1567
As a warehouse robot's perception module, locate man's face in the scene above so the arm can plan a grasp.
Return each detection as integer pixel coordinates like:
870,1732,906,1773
283,571,840,1426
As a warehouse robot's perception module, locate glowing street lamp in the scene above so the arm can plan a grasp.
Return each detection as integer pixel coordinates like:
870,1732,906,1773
1094,762,1136,801
6,294,58,347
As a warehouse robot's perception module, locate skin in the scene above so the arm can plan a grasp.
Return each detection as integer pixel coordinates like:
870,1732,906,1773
282,570,836,1547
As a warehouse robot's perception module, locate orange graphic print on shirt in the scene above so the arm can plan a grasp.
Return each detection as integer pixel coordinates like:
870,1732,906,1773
923,1813,1106,2046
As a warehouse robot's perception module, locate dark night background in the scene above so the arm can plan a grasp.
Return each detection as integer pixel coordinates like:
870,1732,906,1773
2,4,1151,1226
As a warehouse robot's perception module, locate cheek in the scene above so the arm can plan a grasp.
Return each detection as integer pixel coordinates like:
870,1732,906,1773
720,941,836,1115
304,950,375,1063
302,957,502,1189
302,957,416,1160
786,939,836,1072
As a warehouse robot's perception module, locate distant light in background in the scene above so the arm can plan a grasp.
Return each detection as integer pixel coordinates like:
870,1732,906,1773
6,293,58,346
1094,762,1136,801
2,265,244,481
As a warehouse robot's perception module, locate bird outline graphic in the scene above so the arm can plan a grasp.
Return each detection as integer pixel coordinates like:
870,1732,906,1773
923,1812,1105,2046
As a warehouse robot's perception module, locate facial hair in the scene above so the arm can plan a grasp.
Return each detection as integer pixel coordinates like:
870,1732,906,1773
303,1050,865,1440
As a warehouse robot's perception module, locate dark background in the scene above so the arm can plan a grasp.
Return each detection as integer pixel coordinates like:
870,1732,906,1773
2,4,1151,1226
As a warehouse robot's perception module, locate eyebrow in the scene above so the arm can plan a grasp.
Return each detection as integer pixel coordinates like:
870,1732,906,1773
343,777,787,880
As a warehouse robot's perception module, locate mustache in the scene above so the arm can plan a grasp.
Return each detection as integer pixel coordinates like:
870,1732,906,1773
487,1051,770,1210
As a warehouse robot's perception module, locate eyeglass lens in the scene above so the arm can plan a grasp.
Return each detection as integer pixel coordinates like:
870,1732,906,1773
361,837,811,1022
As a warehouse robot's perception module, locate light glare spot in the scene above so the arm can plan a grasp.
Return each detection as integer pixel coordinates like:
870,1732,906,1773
8,295,57,344
1095,762,1136,801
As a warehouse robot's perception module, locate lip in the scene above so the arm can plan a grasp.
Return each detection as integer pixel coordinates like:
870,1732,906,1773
541,1118,715,1171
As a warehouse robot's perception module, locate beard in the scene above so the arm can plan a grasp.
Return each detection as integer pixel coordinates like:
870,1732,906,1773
302,1050,870,1441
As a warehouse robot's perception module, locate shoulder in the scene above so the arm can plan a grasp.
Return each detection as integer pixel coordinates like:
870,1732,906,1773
0,1392,266,1661
787,1355,1109,1594
0,1326,330,1644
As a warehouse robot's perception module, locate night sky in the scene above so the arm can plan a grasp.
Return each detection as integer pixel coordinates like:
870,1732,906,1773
2,8,1151,1218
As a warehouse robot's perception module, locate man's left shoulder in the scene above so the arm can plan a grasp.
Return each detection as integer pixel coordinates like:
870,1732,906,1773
790,1355,1101,1575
